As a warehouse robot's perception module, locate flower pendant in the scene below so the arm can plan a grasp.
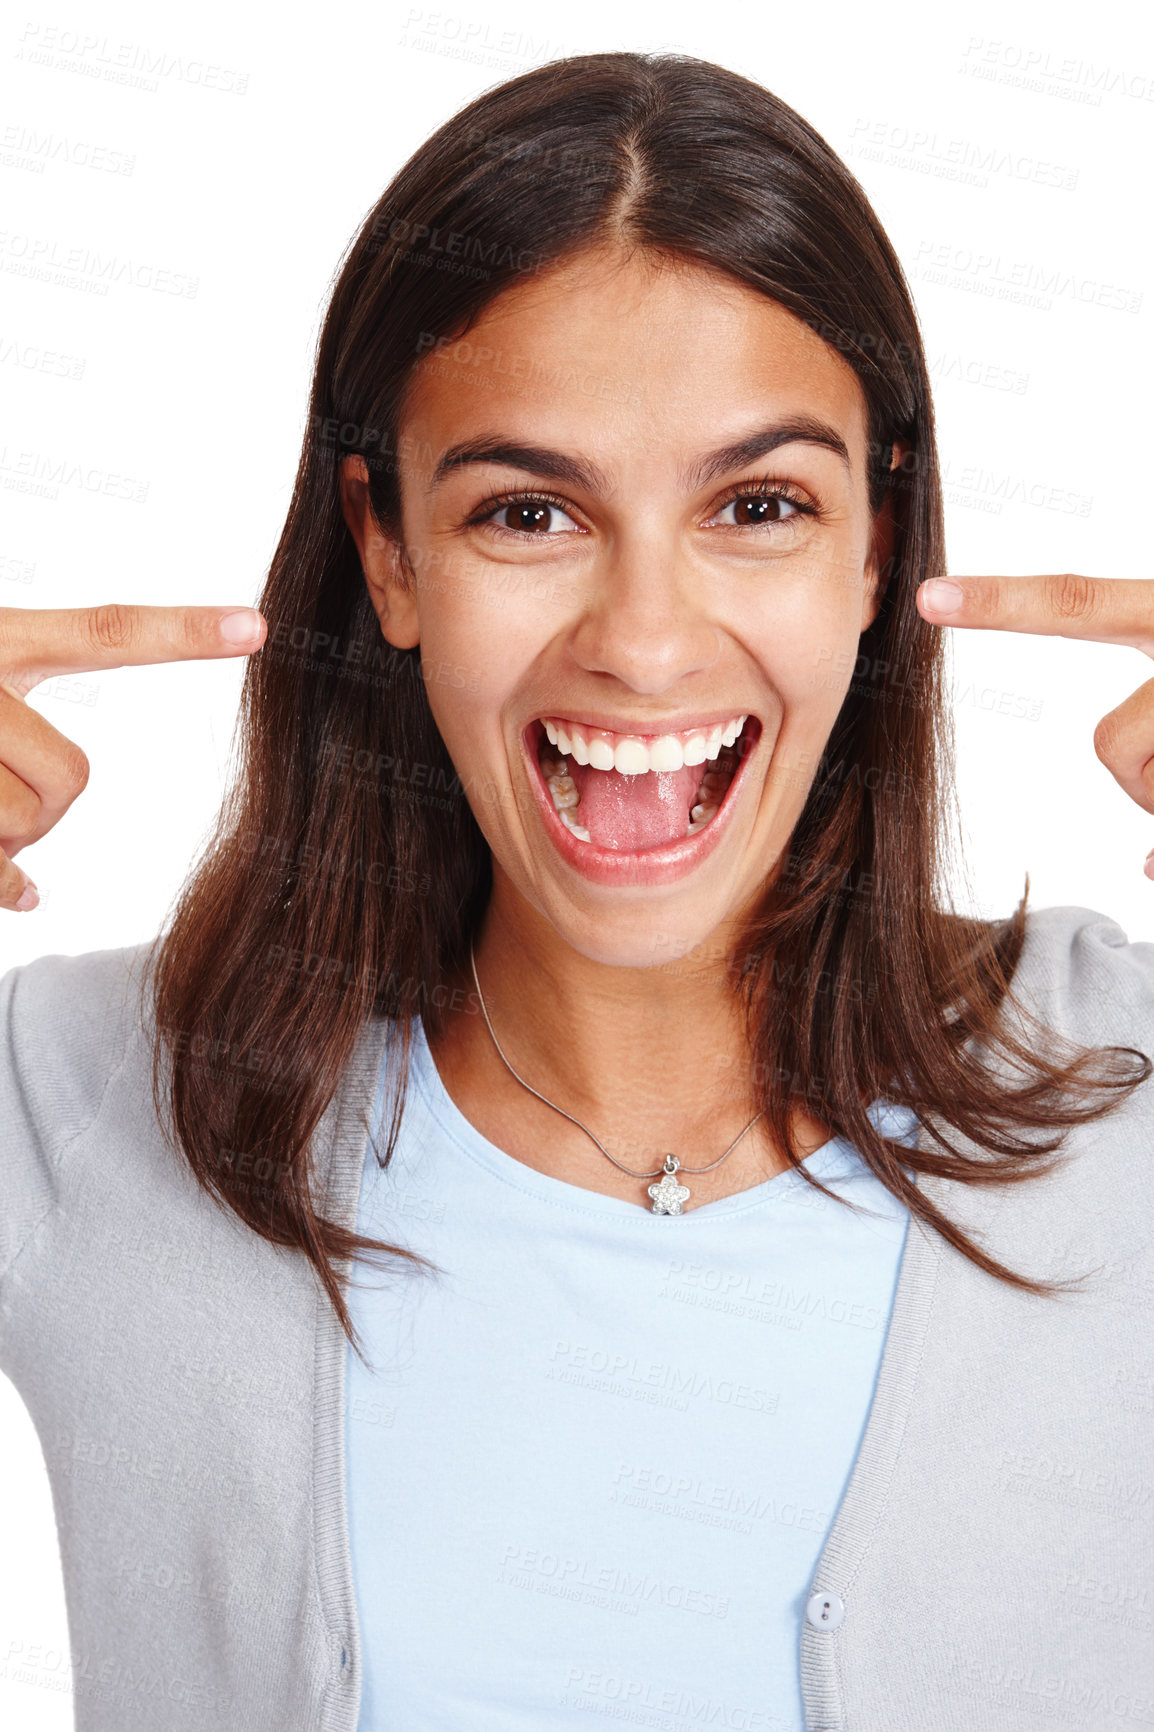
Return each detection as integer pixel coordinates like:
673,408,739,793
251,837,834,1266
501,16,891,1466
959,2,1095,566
648,1154,691,1215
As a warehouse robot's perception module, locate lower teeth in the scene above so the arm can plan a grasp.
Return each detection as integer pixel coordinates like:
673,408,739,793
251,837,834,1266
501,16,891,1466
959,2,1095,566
542,743,738,846
559,808,591,842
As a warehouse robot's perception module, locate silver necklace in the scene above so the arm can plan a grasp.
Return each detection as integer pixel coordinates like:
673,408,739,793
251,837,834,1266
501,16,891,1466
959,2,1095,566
468,942,764,1214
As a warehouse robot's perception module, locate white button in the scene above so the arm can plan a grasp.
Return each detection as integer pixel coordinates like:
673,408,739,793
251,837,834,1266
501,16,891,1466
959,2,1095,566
805,1589,845,1630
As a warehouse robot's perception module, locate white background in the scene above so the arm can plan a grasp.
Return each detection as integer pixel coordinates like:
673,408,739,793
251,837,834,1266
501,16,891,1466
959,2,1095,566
1,0,1151,1719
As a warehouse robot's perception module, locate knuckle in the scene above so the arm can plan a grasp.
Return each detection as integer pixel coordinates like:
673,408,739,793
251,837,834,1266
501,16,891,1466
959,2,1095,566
181,608,216,654
971,578,997,618
87,602,135,656
1092,710,1124,766
1049,572,1096,623
0,612,40,681
57,741,91,796
0,609,20,662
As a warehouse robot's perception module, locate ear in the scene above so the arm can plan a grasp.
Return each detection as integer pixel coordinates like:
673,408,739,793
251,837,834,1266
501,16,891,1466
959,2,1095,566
338,455,420,650
860,440,908,633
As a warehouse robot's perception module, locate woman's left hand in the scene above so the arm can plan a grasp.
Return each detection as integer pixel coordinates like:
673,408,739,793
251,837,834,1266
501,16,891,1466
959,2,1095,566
917,573,1154,878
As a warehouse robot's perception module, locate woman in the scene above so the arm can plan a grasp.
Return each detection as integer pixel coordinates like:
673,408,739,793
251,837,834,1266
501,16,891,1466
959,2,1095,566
2,49,1152,1732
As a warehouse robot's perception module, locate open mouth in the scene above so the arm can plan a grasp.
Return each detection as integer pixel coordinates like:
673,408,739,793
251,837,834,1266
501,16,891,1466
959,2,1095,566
530,713,759,854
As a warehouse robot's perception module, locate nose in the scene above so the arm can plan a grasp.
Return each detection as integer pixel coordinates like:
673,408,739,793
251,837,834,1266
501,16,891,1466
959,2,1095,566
568,527,721,694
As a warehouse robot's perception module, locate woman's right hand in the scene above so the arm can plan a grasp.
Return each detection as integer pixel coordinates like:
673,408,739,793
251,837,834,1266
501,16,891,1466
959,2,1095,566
0,603,267,912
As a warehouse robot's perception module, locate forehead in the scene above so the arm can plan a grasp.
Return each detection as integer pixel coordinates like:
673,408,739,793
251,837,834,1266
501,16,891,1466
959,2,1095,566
400,245,871,477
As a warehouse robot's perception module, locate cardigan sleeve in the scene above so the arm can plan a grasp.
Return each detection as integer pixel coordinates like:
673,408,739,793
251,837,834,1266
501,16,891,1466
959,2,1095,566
0,943,151,1285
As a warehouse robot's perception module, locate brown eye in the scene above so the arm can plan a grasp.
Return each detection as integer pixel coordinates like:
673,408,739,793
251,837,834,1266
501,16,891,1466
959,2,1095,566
713,493,801,528
485,499,581,534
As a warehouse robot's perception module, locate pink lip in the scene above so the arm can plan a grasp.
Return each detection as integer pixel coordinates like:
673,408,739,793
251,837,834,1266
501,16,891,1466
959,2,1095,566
521,718,762,889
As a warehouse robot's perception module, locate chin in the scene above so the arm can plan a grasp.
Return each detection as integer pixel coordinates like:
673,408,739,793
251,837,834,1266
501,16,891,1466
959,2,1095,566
521,841,767,972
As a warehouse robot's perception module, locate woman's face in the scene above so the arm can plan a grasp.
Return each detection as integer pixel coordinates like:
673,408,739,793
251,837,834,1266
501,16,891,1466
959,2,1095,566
354,245,892,968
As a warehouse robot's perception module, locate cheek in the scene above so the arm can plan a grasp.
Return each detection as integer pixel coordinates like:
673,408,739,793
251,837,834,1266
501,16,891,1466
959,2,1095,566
414,596,527,778
413,539,565,665
420,654,502,770
412,555,576,748
743,570,866,718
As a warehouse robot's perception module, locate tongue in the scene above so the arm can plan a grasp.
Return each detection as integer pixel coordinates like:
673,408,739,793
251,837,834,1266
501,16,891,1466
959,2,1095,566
567,761,704,851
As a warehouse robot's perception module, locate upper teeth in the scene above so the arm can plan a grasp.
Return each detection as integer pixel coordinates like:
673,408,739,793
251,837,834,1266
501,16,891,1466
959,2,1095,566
541,715,746,774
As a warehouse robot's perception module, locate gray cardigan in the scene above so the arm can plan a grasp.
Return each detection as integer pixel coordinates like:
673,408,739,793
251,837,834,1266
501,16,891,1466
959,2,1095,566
1,904,1153,1731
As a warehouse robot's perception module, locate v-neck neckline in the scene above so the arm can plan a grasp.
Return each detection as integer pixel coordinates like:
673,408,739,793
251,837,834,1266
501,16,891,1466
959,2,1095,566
405,1015,909,1223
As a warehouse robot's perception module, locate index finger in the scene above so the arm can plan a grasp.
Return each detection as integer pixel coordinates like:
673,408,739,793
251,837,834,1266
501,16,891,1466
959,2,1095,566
916,574,1154,653
0,604,267,689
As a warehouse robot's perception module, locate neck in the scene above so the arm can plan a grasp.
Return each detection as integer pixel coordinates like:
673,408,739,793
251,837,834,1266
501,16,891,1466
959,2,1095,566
434,868,760,1169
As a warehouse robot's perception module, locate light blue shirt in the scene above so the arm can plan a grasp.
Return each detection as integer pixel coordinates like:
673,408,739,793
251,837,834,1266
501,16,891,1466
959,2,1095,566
345,1023,916,1731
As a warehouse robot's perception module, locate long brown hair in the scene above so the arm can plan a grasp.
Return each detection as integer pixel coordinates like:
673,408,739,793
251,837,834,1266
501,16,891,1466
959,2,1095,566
147,50,1149,1360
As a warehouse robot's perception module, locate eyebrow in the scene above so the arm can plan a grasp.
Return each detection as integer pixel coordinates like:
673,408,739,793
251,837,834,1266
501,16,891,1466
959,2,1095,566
427,416,852,495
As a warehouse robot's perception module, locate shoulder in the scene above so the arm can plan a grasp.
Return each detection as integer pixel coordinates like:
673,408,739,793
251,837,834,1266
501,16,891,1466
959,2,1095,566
2,936,156,1045
0,940,159,1282
0,939,157,1158
1012,903,1154,1055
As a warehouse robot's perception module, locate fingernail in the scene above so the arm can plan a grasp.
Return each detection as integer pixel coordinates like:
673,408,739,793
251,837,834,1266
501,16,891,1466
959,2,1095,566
219,608,263,645
1145,849,1154,881
920,579,963,616
15,877,38,911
